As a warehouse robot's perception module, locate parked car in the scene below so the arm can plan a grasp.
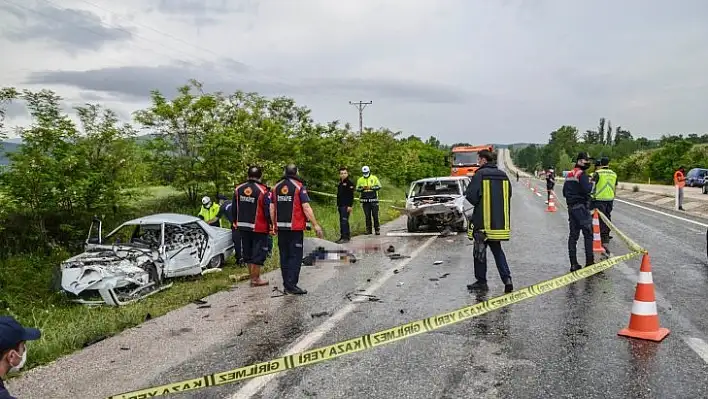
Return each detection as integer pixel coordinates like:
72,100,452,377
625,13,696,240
686,168,708,187
59,213,235,306
401,176,473,233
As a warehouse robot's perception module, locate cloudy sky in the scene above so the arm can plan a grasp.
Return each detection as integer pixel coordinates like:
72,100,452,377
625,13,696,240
2,0,707,145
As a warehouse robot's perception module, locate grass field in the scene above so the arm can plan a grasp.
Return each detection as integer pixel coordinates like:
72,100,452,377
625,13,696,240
0,181,406,372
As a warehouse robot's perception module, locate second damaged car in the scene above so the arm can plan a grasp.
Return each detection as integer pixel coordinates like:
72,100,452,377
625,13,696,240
395,176,473,234
59,213,235,306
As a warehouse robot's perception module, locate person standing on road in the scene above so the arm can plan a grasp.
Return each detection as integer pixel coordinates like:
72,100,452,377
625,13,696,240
545,167,556,204
590,157,617,249
464,150,514,293
515,170,519,182
233,166,271,287
562,152,595,271
0,316,42,399
674,166,686,211
336,167,355,244
356,166,382,235
271,164,324,295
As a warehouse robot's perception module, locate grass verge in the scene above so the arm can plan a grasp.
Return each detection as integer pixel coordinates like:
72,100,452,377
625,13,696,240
0,181,405,372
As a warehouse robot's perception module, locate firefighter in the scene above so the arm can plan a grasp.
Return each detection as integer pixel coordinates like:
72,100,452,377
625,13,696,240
590,156,617,249
233,166,271,287
562,152,595,271
270,164,324,295
198,196,221,227
464,150,514,293
356,165,382,235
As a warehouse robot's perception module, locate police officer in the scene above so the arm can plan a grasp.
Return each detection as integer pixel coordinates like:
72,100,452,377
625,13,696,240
198,196,221,227
233,166,271,287
356,165,382,235
270,164,324,295
336,166,355,244
545,167,555,204
562,152,595,271
590,157,617,250
464,150,514,293
0,316,41,399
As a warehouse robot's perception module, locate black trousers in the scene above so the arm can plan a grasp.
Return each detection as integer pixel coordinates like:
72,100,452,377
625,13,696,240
231,228,243,262
568,204,594,266
591,200,613,243
338,206,351,239
362,202,380,233
277,230,304,290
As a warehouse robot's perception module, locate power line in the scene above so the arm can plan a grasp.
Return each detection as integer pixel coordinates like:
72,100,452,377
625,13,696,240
349,101,372,134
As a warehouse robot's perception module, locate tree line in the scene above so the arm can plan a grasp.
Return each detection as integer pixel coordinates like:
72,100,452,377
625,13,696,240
511,117,708,184
0,80,449,257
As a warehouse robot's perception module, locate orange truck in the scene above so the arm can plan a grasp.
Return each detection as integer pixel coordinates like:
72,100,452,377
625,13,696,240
448,145,494,177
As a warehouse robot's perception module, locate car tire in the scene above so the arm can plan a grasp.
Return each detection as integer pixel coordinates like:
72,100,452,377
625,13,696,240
207,254,223,269
407,216,418,233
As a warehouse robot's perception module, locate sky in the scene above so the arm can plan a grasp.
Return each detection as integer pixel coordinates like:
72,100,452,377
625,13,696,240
2,0,708,145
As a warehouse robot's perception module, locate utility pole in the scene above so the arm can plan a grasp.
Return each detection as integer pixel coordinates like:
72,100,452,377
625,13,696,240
349,101,372,134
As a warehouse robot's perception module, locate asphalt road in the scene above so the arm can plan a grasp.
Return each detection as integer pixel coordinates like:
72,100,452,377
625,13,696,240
9,152,708,399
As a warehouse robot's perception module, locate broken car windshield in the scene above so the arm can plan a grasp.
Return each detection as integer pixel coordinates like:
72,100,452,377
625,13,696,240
411,181,460,197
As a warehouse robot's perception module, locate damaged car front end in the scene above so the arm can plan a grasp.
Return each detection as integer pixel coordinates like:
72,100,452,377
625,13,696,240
396,176,473,233
60,213,234,306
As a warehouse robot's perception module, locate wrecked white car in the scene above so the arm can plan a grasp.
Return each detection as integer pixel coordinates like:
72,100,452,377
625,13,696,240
395,176,473,233
59,213,235,306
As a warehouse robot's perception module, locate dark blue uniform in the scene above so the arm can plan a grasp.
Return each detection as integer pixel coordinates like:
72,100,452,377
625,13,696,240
233,180,272,266
0,379,15,399
222,198,244,265
562,165,594,270
272,175,312,294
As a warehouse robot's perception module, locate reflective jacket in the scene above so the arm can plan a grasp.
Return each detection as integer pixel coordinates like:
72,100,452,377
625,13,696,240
233,180,271,233
198,203,221,226
356,175,381,203
591,168,618,201
464,163,512,241
272,176,312,231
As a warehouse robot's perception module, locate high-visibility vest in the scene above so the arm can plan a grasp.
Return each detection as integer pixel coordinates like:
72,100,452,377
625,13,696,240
198,204,220,225
592,168,617,201
674,170,685,187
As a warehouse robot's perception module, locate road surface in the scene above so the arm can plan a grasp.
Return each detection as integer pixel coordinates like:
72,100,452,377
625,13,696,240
8,152,708,399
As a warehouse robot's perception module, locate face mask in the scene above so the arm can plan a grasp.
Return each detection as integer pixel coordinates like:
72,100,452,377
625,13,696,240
9,348,27,373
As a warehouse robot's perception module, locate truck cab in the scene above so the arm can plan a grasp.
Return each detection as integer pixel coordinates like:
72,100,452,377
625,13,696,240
448,145,494,177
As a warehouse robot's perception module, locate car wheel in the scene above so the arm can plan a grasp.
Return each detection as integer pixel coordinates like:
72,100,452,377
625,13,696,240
407,216,418,233
207,254,223,269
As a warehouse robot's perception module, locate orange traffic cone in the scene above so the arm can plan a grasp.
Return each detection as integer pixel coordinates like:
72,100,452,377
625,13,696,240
592,209,605,253
546,192,557,212
618,254,670,342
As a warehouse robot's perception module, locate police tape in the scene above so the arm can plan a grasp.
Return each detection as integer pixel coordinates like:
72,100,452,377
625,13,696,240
106,249,643,399
307,189,398,203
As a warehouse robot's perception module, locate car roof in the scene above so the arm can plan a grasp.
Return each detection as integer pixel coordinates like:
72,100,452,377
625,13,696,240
412,176,469,183
123,213,202,225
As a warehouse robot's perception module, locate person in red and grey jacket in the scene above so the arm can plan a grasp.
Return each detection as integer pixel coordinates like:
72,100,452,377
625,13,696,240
270,164,324,295
233,166,272,287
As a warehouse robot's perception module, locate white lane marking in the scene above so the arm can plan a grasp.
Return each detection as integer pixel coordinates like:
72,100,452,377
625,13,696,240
683,337,708,364
230,235,438,398
615,198,708,228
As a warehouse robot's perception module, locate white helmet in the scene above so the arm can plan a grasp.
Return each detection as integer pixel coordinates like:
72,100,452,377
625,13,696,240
201,196,211,208
362,166,370,176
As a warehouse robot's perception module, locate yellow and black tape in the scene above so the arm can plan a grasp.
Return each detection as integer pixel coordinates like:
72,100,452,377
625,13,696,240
107,248,643,399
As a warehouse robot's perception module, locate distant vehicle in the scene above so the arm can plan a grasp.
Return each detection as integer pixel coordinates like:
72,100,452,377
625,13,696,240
59,213,234,306
398,176,472,233
447,145,494,177
686,168,708,187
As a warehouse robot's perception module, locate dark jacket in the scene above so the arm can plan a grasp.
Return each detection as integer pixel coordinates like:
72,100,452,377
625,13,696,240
0,379,15,399
562,167,593,207
337,178,355,207
546,171,556,189
464,163,512,241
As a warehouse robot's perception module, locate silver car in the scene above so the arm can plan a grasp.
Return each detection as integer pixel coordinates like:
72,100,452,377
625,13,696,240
59,213,235,306
402,176,473,233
